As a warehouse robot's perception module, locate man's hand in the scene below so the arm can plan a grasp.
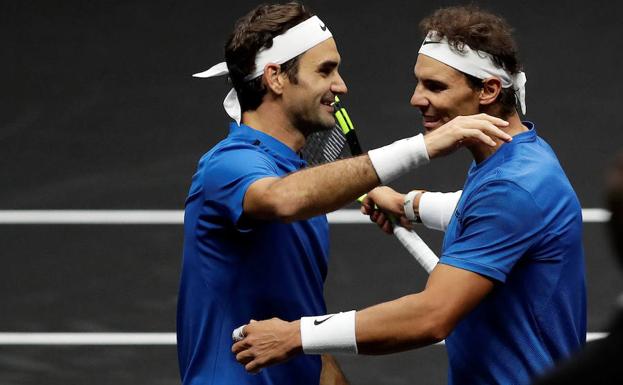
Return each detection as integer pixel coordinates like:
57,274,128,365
424,113,511,158
360,187,416,234
232,318,303,374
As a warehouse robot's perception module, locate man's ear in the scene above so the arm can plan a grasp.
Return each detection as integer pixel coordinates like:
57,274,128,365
263,63,287,95
479,77,502,106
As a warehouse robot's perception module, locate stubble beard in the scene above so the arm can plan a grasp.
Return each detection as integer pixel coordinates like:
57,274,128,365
293,111,335,138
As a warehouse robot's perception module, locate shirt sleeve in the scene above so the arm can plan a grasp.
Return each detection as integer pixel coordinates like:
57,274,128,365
202,144,279,230
440,180,544,283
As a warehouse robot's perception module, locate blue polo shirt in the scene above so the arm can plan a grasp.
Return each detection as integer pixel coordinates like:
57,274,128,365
440,123,586,385
177,123,329,385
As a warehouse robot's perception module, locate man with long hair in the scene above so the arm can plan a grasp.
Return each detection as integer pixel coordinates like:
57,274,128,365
232,6,586,385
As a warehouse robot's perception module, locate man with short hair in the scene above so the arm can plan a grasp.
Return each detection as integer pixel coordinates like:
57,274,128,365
177,3,511,381
232,6,586,385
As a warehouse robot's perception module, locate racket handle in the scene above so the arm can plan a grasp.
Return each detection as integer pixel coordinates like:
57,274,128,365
392,225,439,274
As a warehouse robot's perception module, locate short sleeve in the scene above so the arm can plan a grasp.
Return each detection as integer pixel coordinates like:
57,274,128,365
202,144,279,230
440,180,544,283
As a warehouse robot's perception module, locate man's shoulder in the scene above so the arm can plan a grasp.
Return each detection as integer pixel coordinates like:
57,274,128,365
483,138,568,196
199,136,274,170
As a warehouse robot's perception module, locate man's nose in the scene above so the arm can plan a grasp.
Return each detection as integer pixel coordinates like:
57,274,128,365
331,72,348,94
410,86,427,108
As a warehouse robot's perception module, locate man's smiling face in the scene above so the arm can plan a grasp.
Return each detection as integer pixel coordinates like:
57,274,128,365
410,54,481,132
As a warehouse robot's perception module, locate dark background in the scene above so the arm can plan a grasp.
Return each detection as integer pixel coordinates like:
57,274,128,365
1,1,622,384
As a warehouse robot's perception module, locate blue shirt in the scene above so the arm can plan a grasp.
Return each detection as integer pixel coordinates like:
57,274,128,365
177,123,330,385
440,123,586,385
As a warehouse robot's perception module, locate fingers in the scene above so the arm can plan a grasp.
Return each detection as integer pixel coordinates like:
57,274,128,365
456,117,510,144
472,113,510,128
425,114,513,158
235,348,262,374
360,201,375,215
232,337,249,354
231,332,265,374
398,215,414,230
381,219,393,234
368,210,393,234
463,128,498,147
471,120,512,144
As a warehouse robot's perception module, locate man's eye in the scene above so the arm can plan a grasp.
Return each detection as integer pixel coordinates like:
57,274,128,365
427,82,446,92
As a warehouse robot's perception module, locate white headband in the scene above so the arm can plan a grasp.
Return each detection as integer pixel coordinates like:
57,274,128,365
193,15,333,124
418,31,527,114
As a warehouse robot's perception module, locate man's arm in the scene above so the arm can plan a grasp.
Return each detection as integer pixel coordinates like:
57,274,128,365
245,155,377,222
360,187,462,233
244,114,511,222
354,264,492,354
320,354,350,385
232,264,494,372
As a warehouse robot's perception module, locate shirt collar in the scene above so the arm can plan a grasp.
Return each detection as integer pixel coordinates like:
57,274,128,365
228,122,306,169
469,121,537,174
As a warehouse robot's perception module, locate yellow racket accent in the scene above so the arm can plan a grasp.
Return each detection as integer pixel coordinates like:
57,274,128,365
334,96,355,135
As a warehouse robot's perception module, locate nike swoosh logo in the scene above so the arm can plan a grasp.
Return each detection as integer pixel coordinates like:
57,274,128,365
313,315,335,325
422,40,440,45
319,23,327,31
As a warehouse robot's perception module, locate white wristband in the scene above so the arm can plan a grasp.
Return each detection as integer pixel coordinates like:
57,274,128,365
403,190,422,222
419,190,463,231
300,311,358,354
368,134,430,184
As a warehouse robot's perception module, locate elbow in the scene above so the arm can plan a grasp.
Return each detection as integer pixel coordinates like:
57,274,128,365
417,303,455,343
262,192,304,222
426,321,452,343
273,204,300,223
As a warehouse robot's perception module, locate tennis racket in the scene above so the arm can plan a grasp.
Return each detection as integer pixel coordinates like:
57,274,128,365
299,96,362,165
300,96,439,273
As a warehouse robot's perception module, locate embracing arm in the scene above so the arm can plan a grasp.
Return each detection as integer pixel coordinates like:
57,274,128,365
232,264,494,372
245,155,378,222
245,113,510,222
354,264,492,354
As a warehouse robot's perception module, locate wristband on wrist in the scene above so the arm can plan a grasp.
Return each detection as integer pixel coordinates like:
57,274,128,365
403,190,423,223
368,134,430,184
419,190,463,231
300,310,358,354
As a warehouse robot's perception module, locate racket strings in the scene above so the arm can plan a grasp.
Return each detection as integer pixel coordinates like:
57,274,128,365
300,126,349,166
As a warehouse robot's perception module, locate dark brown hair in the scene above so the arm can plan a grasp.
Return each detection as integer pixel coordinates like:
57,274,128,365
224,2,313,112
420,5,522,117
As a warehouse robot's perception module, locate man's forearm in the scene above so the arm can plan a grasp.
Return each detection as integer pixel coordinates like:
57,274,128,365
245,114,513,222
262,155,379,221
232,265,494,372
320,354,350,385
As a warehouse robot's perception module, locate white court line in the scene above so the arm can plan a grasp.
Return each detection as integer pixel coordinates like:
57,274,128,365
0,209,611,224
0,333,176,345
0,332,608,345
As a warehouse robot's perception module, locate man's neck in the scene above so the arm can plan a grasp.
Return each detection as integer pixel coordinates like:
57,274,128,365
468,111,528,164
241,103,305,152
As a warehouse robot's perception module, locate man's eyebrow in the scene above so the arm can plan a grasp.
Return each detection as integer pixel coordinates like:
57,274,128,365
317,60,339,71
419,77,447,87
423,78,446,85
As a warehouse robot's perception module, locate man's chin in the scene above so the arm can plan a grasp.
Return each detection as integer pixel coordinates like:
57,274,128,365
296,117,335,137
